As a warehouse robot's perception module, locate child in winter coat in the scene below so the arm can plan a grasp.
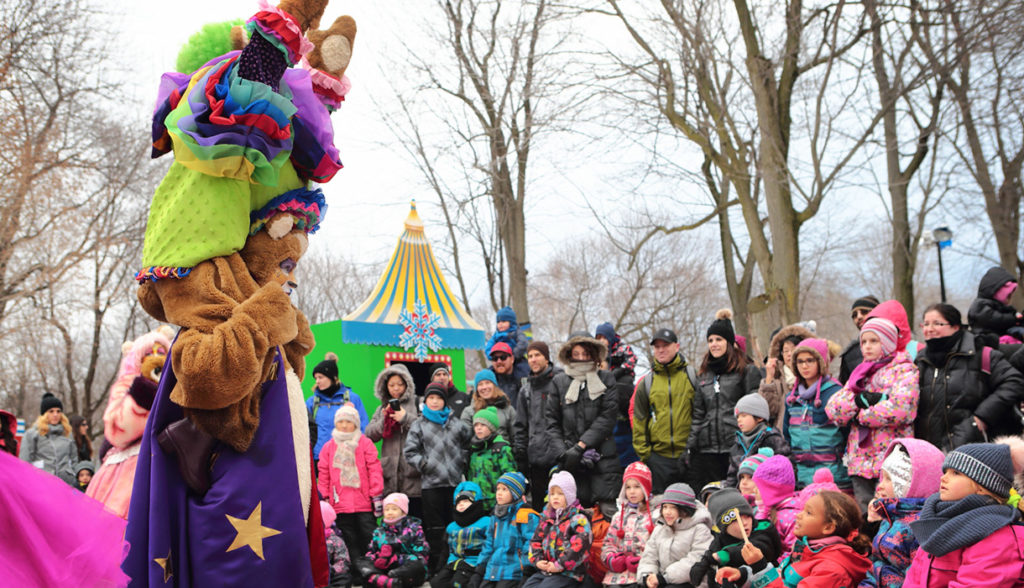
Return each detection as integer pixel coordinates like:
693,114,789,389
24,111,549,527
690,488,783,588
321,500,353,588
860,438,943,588
826,304,919,512
784,338,850,490
737,449,773,512
752,455,801,560
472,471,541,587
637,483,714,588
717,490,872,587
430,482,491,588
405,384,473,575
467,407,518,511
356,493,429,588
968,266,1024,346
904,440,1024,587
485,306,530,379
318,405,385,570
75,461,94,492
602,462,656,586
726,394,790,488
525,471,593,588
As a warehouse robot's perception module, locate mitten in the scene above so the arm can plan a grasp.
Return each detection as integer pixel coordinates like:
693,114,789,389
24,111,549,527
372,495,383,518
855,392,884,409
560,445,583,470
607,553,629,573
626,554,641,573
373,544,394,569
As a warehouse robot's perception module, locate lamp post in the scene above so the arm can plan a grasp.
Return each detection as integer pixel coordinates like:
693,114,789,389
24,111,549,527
931,227,953,303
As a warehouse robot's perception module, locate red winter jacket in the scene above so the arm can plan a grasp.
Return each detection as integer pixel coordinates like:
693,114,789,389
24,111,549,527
754,538,870,588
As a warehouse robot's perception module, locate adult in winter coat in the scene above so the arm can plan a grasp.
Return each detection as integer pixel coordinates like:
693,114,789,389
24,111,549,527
632,328,697,493
19,393,77,485
968,265,1024,347
546,333,621,512
826,301,919,511
784,338,850,490
307,352,369,460
366,364,421,510
596,322,640,467
636,483,714,587
514,341,564,509
69,414,93,462
0,409,19,456
759,324,815,431
915,303,1024,451
687,313,762,491
461,369,516,441
839,296,881,384
428,362,472,420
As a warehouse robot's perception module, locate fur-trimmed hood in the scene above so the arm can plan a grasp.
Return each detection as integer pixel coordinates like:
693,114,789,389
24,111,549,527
557,334,608,366
768,324,815,376
373,363,415,403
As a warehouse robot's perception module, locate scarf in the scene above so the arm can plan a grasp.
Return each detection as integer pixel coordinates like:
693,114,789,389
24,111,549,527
909,493,1019,556
846,354,895,396
563,361,605,404
422,405,451,425
706,354,729,375
330,429,361,489
381,404,401,439
738,422,768,453
787,377,831,408
781,364,796,390
453,500,486,528
924,331,962,368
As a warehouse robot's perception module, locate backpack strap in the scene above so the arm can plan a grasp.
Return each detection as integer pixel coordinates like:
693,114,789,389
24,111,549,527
309,395,320,420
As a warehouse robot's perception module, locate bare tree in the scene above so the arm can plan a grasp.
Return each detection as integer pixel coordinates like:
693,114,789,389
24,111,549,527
294,246,383,325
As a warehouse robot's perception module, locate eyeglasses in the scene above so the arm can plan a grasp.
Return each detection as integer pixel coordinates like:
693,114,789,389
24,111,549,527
795,358,817,366
919,322,950,329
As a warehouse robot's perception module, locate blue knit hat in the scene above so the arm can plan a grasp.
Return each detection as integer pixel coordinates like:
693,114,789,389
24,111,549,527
944,443,1015,498
595,322,619,345
496,306,517,326
474,369,497,388
496,471,527,501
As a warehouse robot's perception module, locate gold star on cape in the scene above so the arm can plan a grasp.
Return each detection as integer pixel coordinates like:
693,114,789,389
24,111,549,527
225,501,282,560
154,549,172,582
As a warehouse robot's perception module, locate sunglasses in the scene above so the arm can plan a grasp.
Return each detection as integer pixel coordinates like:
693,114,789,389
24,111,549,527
490,354,511,361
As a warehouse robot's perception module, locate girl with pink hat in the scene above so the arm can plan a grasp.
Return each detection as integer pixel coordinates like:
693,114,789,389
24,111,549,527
601,462,655,586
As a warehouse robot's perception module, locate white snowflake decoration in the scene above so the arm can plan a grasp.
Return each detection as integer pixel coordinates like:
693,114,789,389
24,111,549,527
398,300,443,362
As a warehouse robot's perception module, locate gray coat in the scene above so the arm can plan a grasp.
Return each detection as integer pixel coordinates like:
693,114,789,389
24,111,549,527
513,364,564,469
20,423,77,484
365,364,422,497
637,504,714,585
404,414,472,489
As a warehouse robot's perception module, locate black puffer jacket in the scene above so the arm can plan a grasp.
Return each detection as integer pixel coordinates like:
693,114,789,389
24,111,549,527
838,339,863,385
513,364,564,470
545,368,620,504
915,330,1024,451
969,266,1022,348
687,365,762,455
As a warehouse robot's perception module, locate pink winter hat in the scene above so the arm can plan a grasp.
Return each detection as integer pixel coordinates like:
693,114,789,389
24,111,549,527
752,455,796,509
882,438,944,499
383,492,409,515
796,468,840,508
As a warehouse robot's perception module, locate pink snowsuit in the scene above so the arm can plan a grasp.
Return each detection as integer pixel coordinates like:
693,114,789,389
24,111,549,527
903,524,1024,587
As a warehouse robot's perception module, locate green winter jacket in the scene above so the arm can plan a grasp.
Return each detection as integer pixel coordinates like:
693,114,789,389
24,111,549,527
632,353,696,460
467,433,517,510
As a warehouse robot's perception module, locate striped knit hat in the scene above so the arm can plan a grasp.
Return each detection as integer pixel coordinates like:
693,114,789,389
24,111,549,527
616,462,655,536
944,443,1015,498
861,317,899,357
496,471,528,501
662,483,698,511
738,448,775,478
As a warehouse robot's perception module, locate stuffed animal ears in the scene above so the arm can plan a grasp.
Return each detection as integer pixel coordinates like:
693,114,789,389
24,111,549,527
306,15,356,79
230,25,249,50
277,0,330,32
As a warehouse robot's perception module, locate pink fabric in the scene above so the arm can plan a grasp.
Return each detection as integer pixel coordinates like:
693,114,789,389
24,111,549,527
317,435,384,514
796,468,840,508
85,445,139,518
757,495,801,560
861,318,899,357
904,524,1024,587
601,502,653,585
866,300,912,349
886,438,944,499
102,330,171,450
754,456,796,509
825,351,920,478
0,451,129,587
994,281,1018,304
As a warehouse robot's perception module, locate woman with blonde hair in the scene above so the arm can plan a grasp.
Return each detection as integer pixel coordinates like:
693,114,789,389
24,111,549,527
19,393,77,484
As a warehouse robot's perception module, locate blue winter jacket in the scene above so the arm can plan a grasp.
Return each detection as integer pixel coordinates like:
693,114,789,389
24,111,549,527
476,500,540,581
446,482,492,568
307,384,369,457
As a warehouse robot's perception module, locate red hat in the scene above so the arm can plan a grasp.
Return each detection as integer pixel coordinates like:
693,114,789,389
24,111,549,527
489,342,513,358
617,462,654,536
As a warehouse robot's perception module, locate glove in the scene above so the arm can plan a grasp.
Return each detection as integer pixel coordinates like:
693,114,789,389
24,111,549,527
372,495,383,518
560,445,583,470
855,392,884,409
608,553,629,573
374,544,394,569
626,554,641,573
581,448,601,469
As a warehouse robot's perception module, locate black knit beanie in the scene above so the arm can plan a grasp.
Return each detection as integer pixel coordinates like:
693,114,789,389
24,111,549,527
851,296,880,311
312,352,339,381
40,393,63,415
707,318,736,346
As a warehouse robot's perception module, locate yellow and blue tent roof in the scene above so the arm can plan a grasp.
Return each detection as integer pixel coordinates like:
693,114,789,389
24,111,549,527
342,201,484,350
